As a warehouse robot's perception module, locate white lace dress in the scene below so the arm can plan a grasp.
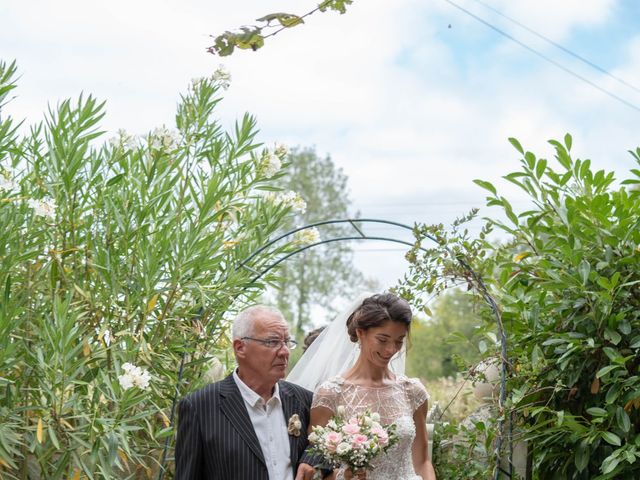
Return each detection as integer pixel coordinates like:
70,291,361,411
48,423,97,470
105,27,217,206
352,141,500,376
312,374,429,480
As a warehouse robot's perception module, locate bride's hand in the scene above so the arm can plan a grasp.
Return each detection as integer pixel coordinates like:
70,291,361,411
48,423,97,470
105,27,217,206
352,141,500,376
344,468,366,479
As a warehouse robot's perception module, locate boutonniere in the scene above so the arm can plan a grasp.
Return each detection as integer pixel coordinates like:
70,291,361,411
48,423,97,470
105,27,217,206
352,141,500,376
288,413,302,437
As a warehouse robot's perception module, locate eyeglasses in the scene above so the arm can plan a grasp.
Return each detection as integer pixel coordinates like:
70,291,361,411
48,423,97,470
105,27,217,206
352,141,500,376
241,336,298,350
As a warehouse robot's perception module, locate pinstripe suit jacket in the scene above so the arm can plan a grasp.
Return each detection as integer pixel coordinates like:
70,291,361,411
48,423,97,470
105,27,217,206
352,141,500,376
175,374,315,480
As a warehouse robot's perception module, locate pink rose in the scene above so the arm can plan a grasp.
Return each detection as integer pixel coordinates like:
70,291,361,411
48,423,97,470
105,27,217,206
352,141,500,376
371,426,389,446
342,423,360,435
325,432,343,453
351,434,369,449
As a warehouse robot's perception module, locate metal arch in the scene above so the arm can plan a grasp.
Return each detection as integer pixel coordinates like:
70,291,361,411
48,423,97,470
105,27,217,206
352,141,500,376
159,218,512,480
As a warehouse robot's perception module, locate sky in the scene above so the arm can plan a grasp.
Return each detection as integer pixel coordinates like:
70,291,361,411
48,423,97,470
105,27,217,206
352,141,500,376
2,0,639,292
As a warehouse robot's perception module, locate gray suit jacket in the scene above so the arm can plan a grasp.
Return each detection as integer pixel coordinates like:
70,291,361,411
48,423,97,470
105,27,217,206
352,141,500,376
175,374,315,479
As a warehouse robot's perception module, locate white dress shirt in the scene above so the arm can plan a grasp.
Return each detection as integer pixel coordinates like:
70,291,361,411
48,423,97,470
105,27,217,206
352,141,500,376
233,370,293,480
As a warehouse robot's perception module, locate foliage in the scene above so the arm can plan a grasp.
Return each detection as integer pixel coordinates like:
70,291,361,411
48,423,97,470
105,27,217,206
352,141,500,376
0,60,299,479
403,135,640,479
422,376,480,423
406,289,483,380
208,0,354,56
432,416,498,480
271,146,366,340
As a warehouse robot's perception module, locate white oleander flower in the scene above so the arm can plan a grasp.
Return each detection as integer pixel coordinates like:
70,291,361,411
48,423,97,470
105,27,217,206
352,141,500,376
118,373,134,390
118,362,151,390
108,129,137,150
212,64,231,90
27,198,57,220
261,151,281,178
150,126,179,151
262,191,306,213
189,77,205,91
293,227,320,245
280,191,306,214
274,143,289,158
0,170,17,192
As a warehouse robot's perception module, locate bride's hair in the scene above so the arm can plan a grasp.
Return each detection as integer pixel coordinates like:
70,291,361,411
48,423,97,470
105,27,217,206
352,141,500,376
345,292,412,342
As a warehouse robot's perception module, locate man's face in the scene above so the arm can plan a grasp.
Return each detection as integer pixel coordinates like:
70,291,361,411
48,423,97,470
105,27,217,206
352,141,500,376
235,312,291,384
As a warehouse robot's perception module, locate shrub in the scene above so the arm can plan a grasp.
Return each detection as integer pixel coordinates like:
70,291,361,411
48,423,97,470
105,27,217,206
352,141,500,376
0,60,298,478
402,135,640,478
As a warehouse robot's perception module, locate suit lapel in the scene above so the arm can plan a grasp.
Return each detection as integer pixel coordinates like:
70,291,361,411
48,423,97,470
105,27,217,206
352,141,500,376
280,381,303,467
219,375,266,467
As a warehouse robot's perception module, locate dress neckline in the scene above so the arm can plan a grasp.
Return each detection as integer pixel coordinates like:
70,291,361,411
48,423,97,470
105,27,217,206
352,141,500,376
335,374,405,389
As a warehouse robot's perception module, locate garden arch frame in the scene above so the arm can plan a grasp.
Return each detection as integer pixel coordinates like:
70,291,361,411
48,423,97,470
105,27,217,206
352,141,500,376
160,219,513,480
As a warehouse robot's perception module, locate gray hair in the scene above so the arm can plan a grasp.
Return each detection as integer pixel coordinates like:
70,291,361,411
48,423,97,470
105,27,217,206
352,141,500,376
232,305,285,339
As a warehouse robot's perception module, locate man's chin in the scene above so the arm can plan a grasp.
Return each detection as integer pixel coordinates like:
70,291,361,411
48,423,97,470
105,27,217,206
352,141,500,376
272,365,288,378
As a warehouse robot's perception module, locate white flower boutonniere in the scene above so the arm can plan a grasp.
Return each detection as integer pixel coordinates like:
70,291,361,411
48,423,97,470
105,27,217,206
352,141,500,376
288,413,302,437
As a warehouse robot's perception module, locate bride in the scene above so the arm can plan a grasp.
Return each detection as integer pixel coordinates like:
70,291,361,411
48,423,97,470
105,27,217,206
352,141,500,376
289,293,437,480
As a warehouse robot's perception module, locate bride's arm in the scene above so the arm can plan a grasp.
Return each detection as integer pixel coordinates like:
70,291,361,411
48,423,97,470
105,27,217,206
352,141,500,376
412,401,437,480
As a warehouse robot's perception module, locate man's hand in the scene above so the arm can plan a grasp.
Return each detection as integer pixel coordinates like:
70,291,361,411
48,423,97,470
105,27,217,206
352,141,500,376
295,462,316,480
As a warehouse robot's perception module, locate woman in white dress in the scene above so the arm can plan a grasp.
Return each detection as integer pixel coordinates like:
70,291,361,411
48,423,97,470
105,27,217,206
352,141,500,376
291,293,437,480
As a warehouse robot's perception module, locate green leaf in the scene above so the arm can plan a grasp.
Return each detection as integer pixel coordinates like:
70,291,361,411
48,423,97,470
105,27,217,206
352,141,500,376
535,159,547,179
473,179,497,196
604,328,621,345
508,137,524,154
574,440,589,472
256,13,305,27
616,407,630,433
601,431,621,446
586,407,607,417
596,365,620,378
564,133,573,151
601,453,620,474
578,259,590,284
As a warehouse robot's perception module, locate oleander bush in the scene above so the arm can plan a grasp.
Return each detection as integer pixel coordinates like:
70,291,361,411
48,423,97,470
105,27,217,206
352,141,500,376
0,59,302,479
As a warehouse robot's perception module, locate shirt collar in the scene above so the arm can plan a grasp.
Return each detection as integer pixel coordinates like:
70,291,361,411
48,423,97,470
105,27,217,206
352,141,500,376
233,368,281,408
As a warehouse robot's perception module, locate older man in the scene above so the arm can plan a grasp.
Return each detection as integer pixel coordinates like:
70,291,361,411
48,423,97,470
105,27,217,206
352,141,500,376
174,305,317,479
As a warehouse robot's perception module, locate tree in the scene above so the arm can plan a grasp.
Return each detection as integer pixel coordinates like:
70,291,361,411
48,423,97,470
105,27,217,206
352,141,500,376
271,146,367,339
406,289,483,381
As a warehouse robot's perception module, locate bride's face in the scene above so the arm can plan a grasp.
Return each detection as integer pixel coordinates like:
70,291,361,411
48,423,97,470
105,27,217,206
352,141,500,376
357,320,407,368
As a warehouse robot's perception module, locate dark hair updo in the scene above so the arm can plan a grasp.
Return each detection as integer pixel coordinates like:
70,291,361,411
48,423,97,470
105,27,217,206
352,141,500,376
346,293,412,343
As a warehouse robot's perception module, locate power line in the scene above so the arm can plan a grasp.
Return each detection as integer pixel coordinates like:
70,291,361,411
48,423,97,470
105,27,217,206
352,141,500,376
442,0,640,113
470,0,640,95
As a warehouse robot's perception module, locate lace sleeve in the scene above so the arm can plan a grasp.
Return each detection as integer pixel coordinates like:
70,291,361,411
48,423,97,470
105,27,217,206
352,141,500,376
311,378,342,412
404,376,429,412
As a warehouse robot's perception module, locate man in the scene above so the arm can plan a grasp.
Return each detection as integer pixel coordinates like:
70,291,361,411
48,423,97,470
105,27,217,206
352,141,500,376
174,305,317,479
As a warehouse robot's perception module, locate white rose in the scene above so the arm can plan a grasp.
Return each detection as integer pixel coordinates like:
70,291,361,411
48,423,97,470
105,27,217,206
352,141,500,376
336,442,351,455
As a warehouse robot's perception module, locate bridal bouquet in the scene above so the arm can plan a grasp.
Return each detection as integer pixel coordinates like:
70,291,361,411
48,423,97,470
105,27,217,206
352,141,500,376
308,407,398,473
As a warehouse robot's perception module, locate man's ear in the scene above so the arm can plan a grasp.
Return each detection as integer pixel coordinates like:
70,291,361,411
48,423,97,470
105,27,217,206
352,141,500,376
233,338,245,359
